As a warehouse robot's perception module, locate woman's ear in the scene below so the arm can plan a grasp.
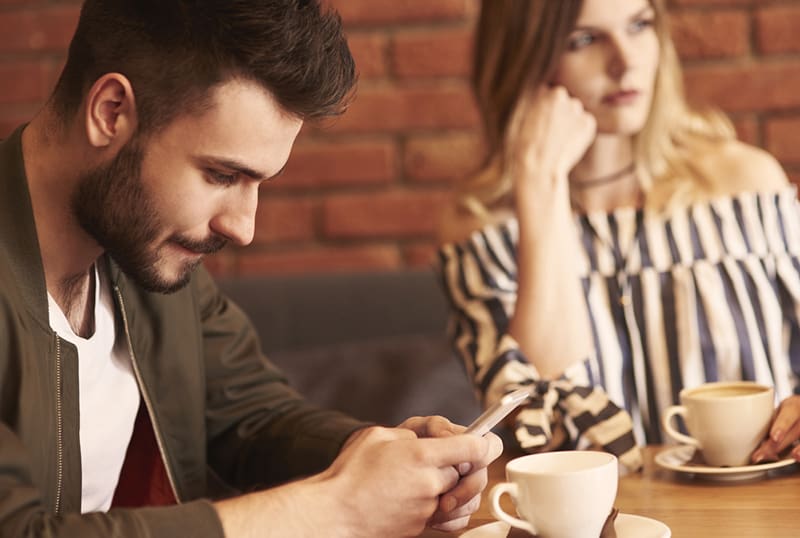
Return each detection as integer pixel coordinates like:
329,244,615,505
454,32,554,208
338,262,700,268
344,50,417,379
84,73,137,149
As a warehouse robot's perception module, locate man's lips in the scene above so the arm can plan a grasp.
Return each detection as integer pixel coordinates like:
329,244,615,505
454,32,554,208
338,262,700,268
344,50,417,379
170,235,227,256
171,241,205,257
602,89,641,105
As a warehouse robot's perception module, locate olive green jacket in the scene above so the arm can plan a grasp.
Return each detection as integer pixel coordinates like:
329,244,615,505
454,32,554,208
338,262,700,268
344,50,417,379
0,126,368,537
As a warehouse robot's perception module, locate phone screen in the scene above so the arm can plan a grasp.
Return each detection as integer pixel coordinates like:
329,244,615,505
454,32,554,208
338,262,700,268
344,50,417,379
464,387,532,436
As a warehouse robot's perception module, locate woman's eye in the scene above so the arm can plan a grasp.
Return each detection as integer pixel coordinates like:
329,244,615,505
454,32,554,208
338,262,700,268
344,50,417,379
209,170,237,185
568,33,596,51
629,17,654,33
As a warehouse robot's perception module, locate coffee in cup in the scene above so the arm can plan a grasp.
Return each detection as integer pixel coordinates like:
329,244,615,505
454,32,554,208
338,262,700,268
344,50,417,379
661,381,775,467
489,451,618,538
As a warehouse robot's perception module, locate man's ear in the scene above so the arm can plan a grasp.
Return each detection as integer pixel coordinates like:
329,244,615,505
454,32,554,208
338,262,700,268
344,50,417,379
84,73,138,149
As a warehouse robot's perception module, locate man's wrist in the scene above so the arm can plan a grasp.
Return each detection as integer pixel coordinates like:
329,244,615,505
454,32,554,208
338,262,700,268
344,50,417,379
213,463,362,538
340,424,372,452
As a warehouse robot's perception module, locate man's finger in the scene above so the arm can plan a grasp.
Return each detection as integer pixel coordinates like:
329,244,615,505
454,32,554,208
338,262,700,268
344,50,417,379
398,415,460,438
440,470,487,512
437,490,482,518
413,435,491,469
431,515,471,533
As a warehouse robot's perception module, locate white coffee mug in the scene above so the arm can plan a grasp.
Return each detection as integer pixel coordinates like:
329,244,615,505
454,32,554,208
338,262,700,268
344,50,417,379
661,381,775,467
489,451,618,538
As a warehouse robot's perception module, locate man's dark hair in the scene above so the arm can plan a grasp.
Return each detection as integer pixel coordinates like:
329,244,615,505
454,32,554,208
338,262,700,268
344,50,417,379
51,0,356,132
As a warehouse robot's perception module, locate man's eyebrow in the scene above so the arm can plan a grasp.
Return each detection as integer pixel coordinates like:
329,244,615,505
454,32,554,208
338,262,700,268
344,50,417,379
201,157,280,181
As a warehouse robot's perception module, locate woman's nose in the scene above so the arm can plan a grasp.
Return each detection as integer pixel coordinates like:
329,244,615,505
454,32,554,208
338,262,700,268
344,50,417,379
607,35,636,80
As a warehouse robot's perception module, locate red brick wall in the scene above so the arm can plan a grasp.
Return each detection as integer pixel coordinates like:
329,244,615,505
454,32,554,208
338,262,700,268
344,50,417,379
1,0,798,277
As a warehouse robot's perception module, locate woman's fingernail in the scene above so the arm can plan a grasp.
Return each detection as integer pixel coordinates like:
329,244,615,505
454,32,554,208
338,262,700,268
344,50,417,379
458,462,473,475
753,453,764,463
772,429,784,442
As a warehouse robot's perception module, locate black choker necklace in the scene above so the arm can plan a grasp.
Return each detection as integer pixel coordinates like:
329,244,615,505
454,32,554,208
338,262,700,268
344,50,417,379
571,162,635,189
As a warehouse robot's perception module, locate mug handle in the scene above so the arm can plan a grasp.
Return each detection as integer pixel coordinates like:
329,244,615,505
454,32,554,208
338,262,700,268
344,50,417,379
662,405,700,447
490,482,537,535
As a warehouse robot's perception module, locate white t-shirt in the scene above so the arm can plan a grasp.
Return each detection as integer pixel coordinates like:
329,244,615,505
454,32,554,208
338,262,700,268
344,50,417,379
47,264,140,513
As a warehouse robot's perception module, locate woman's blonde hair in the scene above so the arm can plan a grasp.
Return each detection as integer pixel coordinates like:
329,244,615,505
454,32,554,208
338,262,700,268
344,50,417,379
460,0,735,219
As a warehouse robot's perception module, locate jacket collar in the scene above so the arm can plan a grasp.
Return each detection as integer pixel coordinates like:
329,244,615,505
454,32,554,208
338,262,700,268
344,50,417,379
0,125,129,327
0,125,51,327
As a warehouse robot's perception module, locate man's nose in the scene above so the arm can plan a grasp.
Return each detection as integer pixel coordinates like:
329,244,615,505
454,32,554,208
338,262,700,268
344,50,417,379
210,186,258,247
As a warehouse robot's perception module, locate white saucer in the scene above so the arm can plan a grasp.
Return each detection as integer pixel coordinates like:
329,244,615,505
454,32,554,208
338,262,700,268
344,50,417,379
654,445,798,481
460,513,670,537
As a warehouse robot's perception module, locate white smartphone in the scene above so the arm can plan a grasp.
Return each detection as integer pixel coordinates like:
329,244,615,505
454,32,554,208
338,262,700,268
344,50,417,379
464,386,533,436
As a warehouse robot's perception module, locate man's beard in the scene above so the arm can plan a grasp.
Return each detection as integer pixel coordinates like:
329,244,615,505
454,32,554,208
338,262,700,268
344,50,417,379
72,136,226,294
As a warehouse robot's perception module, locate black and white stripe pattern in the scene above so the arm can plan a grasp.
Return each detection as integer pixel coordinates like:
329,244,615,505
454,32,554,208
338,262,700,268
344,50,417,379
512,378,642,470
438,188,800,446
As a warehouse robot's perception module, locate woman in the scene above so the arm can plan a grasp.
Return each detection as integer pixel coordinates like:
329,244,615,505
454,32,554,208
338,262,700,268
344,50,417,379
438,0,800,463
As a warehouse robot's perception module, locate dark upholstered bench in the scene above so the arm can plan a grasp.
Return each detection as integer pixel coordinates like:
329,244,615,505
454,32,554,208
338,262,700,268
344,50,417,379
217,270,481,426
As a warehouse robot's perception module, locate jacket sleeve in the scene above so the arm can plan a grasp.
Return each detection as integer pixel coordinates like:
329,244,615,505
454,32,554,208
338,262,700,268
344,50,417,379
195,268,370,490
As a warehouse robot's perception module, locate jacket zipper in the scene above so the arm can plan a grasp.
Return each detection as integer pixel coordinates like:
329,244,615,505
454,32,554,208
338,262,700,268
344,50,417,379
54,335,64,515
113,286,181,503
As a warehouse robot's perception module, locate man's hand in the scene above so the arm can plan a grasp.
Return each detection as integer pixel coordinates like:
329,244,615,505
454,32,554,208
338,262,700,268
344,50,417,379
752,395,800,463
217,418,502,538
397,416,503,532
325,417,502,537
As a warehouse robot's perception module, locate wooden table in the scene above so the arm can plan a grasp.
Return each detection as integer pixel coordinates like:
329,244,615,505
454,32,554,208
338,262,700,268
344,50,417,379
421,445,800,537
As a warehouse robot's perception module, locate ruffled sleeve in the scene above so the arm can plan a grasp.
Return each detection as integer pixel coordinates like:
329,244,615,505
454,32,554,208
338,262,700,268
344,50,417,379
437,220,534,405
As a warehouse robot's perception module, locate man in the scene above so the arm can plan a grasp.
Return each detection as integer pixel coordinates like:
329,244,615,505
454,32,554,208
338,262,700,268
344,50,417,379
0,1,502,536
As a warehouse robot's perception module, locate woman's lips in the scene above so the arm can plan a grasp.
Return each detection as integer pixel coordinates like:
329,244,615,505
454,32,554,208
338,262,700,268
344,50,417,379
602,89,641,105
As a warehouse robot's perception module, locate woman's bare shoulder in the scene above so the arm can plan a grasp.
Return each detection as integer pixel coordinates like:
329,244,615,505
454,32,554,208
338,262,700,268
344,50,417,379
437,201,514,245
699,140,789,195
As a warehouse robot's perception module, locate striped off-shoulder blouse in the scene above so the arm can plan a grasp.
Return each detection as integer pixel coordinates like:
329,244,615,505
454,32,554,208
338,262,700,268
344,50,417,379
438,188,800,445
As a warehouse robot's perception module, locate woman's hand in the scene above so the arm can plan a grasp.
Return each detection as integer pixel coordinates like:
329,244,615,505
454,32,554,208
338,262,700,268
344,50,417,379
752,395,800,463
505,85,596,193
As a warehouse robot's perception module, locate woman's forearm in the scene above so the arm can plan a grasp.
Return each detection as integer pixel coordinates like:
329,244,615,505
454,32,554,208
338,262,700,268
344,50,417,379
509,174,593,378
